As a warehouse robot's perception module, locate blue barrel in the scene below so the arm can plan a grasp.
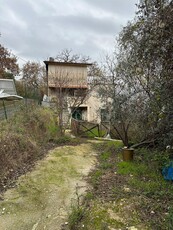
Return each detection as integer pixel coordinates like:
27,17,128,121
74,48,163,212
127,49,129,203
162,162,173,180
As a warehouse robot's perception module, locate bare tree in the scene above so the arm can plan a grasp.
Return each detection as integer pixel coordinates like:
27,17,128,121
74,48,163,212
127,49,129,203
98,53,148,147
55,49,90,63
49,67,92,134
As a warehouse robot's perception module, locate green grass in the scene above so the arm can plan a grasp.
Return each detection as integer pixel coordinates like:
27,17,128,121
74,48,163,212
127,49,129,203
78,201,126,230
117,158,173,209
117,161,150,177
167,207,173,229
68,206,86,230
90,170,103,189
89,140,124,188
93,140,123,153
99,151,114,170
106,140,124,148
100,152,111,161
85,191,94,201
70,143,173,229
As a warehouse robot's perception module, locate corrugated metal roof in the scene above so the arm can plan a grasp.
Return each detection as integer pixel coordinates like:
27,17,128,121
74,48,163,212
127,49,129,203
0,92,23,100
0,79,23,100
0,79,17,95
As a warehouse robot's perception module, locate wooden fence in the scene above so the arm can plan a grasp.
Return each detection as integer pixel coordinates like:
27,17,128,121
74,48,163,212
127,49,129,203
71,118,111,137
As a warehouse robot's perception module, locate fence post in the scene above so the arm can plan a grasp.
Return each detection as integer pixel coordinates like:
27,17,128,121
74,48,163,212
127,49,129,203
98,124,100,137
3,99,7,120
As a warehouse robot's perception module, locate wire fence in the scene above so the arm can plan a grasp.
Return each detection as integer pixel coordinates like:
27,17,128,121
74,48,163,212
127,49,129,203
0,99,39,120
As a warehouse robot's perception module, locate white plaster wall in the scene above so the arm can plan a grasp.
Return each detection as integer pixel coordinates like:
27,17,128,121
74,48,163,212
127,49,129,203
85,89,102,123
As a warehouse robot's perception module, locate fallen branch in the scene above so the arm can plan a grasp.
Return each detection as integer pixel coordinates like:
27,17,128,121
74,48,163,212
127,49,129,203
131,139,156,149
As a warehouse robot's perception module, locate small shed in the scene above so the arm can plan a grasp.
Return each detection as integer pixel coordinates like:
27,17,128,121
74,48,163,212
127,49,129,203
0,79,23,119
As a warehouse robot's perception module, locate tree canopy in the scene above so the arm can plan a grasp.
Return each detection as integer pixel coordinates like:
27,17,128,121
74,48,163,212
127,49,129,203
0,44,19,78
22,61,47,100
99,0,173,147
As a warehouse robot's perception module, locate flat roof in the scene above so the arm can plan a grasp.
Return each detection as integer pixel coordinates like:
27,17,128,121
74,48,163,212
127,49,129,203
44,61,92,67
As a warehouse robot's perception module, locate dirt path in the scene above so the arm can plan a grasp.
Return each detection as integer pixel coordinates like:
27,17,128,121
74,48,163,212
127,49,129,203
0,141,97,230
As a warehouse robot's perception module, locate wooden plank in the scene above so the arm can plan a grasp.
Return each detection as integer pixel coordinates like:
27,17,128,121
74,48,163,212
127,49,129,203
80,123,98,136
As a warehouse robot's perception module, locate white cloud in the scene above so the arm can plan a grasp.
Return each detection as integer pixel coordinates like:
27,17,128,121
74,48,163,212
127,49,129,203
0,0,138,64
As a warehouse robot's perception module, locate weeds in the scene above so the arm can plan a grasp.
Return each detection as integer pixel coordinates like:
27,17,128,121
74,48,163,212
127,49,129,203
85,191,94,201
100,162,113,170
116,149,173,229
117,161,149,177
68,184,86,230
68,206,85,230
167,208,173,230
0,105,62,192
90,170,103,189
54,136,72,145
100,152,111,161
70,140,173,229
136,148,170,169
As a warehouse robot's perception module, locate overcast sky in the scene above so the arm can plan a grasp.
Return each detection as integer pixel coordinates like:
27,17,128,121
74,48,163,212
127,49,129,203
0,0,138,65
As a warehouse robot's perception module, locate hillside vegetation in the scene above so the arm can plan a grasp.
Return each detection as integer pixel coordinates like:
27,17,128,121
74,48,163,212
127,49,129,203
0,105,59,193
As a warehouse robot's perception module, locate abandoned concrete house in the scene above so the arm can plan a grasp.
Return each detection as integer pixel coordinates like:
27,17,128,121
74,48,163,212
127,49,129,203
44,59,103,124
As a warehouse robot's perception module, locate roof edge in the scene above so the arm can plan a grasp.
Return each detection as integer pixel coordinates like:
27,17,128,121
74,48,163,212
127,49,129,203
44,61,92,67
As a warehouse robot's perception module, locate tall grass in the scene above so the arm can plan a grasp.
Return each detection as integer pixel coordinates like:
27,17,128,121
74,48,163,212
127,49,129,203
0,105,59,185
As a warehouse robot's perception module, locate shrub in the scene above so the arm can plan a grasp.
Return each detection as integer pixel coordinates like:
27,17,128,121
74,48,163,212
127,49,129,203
8,105,59,143
0,132,39,180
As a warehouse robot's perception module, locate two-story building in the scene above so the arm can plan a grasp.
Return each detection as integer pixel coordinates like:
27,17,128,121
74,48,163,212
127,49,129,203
44,59,102,124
